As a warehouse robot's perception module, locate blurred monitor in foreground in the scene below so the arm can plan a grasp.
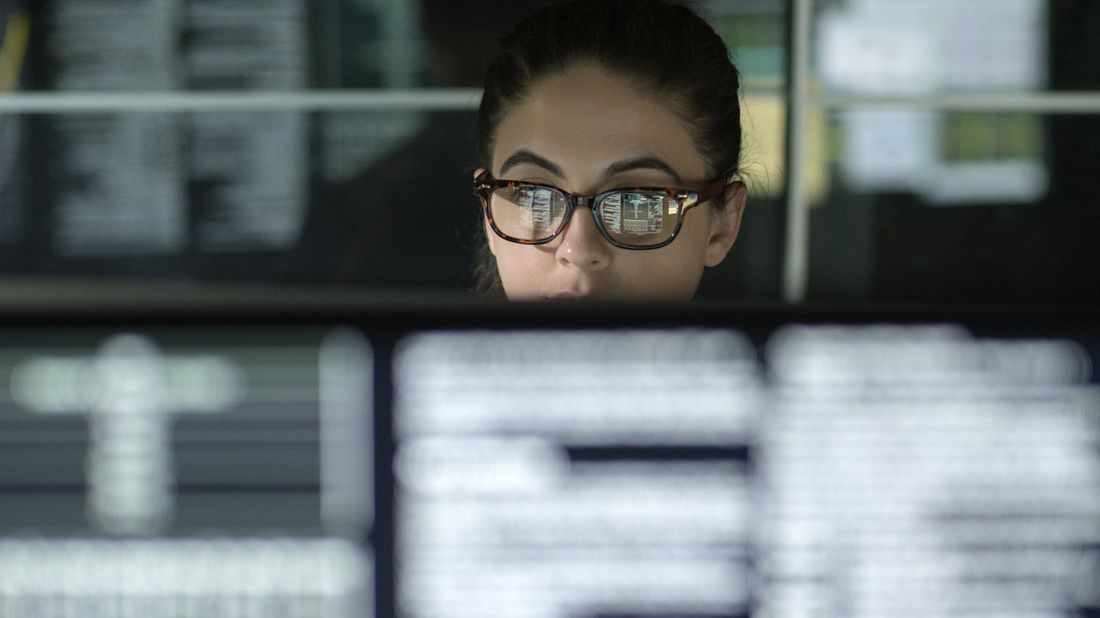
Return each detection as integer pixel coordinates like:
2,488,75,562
0,303,1097,617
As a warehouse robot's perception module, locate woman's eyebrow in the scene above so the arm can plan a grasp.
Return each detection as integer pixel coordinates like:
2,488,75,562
603,156,684,185
499,150,564,177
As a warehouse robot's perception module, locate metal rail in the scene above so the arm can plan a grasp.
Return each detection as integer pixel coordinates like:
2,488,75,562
783,0,814,304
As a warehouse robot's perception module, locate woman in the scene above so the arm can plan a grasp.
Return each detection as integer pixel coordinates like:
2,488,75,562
472,0,747,300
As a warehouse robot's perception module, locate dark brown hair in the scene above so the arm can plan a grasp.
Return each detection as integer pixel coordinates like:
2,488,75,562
474,0,743,295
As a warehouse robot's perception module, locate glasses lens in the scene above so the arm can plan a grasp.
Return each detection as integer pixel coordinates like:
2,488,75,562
495,183,572,239
597,191,675,247
490,185,568,241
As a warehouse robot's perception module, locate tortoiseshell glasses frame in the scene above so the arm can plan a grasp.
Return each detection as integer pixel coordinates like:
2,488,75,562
472,170,732,250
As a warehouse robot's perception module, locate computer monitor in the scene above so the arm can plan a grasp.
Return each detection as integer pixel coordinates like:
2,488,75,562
0,298,1097,618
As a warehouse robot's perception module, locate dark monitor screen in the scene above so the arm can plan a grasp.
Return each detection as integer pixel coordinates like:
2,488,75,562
0,300,1097,618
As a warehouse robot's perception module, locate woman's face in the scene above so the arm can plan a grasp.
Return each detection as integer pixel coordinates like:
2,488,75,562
484,63,745,301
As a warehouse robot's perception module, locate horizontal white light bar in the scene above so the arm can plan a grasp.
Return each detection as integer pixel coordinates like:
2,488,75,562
1,90,1095,115
0,88,777,114
821,91,1100,114
0,89,484,113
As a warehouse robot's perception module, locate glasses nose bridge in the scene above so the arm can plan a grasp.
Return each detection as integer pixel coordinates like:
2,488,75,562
563,190,607,228
561,191,599,227
570,192,595,209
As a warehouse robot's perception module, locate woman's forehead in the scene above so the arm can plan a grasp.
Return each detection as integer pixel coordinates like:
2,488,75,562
491,64,708,182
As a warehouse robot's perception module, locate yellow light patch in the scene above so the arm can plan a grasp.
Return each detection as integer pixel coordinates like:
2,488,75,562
667,204,678,215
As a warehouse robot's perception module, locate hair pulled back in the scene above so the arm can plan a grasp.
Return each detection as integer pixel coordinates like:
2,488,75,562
476,0,743,180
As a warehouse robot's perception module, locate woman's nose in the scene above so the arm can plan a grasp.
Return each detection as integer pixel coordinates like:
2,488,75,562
555,206,611,271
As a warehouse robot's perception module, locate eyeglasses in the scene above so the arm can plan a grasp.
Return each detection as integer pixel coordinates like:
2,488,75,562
473,170,731,250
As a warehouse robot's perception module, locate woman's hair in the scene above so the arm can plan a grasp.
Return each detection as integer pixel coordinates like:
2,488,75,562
473,0,743,295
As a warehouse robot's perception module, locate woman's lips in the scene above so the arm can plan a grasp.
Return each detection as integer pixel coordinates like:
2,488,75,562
547,290,590,300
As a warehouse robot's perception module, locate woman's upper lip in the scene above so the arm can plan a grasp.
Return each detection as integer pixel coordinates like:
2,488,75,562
547,290,590,300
